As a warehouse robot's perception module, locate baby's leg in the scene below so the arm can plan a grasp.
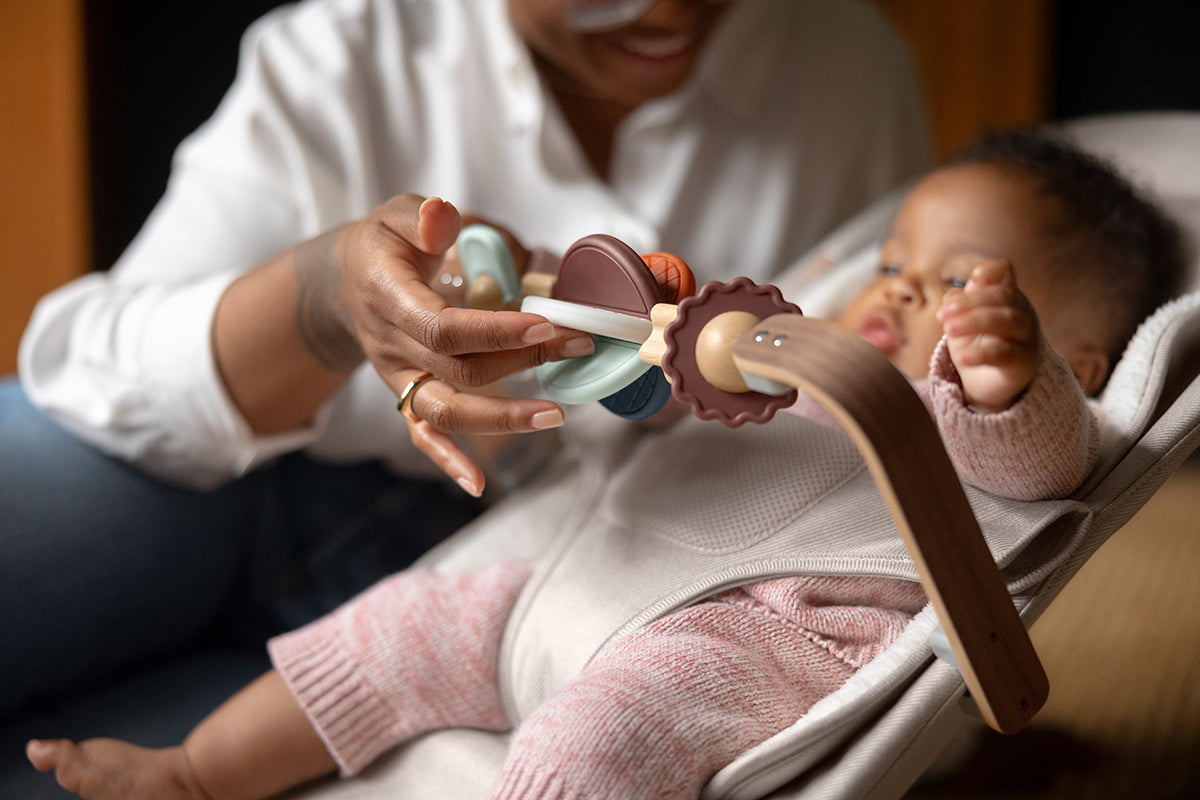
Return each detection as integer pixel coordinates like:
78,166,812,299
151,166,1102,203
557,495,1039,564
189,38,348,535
491,587,876,800
27,560,533,799
267,560,534,775
28,670,336,800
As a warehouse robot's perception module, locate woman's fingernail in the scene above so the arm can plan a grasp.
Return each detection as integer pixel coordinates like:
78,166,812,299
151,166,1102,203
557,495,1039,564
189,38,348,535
417,197,438,221
457,476,482,497
524,322,556,344
561,335,595,358
531,409,564,429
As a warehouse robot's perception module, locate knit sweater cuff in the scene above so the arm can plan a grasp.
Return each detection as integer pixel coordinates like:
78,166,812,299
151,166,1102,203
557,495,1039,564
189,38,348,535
928,337,1098,500
268,621,397,776
490,763,580,800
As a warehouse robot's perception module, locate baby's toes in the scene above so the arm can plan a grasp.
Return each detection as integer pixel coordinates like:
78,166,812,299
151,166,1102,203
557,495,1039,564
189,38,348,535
26,738,73,772
29,737,148,799
27,738,94,794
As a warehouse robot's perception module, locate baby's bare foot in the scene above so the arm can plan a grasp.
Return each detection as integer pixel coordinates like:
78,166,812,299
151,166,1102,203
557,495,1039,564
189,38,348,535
27,738,210,800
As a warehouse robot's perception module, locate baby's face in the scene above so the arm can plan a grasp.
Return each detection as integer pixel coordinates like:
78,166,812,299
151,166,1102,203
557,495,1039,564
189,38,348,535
837,163,1065,379
508,0,731,111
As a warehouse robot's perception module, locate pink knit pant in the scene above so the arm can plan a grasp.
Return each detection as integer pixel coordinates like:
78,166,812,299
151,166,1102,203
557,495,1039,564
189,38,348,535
270,562,922,800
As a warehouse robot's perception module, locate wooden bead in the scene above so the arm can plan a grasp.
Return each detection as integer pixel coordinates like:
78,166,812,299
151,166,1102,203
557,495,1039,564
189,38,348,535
695,311,760,393
638,303,678,369
466,274,505,311
520,271,557,299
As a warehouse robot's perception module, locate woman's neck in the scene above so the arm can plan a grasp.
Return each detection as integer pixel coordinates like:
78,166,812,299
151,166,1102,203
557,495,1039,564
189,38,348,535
538,61,633,182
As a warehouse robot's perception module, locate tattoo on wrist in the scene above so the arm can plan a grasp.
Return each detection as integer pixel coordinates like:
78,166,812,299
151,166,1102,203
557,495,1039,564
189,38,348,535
294,230,365,373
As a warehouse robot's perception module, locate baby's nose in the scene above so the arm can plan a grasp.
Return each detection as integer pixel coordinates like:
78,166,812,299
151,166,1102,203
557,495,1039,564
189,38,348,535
887,277,923,308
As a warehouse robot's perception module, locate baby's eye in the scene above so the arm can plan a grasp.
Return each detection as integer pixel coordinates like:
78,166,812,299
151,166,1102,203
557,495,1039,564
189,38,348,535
945,276,967,290
879,263,903,278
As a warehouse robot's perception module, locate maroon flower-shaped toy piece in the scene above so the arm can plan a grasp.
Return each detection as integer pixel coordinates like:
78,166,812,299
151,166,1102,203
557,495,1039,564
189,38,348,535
661,277,802,427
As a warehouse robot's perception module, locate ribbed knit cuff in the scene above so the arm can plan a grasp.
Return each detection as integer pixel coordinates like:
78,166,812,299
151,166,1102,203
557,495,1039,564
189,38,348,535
929,337,1097,499
267,562,535,777
268,622,397,776
490,763,580,800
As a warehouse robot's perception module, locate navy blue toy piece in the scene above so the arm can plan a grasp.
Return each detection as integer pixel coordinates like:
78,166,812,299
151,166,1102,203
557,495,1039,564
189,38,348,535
599,365,674,420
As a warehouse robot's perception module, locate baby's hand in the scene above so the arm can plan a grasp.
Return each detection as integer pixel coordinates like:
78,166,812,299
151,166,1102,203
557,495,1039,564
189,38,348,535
937,259,1043,412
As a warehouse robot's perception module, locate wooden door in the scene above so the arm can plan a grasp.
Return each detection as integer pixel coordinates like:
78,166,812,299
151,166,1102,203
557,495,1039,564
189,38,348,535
0,0,90,375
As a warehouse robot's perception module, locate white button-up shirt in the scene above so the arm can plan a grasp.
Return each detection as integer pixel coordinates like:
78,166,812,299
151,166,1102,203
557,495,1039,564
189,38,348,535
20,0,930,487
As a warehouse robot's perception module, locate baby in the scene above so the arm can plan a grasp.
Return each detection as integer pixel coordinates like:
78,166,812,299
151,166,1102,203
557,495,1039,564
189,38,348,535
27,129,1181,800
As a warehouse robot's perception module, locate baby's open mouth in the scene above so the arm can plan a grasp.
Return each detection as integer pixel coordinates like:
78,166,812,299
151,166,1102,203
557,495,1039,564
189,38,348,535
859,315,903,354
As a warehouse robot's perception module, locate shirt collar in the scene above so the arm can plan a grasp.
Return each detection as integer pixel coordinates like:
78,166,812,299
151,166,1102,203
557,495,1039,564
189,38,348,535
475,0,544,133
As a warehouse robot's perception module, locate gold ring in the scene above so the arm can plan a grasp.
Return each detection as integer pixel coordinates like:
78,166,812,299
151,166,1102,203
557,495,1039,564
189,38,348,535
397,371,436,423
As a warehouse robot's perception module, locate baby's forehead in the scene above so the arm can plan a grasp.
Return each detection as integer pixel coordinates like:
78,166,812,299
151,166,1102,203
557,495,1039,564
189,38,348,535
916,162,1050,203
889,166,1065,255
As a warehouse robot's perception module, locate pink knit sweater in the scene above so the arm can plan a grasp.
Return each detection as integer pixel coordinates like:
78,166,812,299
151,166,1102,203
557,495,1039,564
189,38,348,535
269,339,1098,799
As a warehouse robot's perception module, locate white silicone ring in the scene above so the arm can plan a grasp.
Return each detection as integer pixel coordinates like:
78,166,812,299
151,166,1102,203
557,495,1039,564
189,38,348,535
521,296,653,344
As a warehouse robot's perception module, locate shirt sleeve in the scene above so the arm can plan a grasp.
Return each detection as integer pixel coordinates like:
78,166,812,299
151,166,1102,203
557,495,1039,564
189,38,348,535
926,337,1101,500
19,266,323,488
17,3,374,488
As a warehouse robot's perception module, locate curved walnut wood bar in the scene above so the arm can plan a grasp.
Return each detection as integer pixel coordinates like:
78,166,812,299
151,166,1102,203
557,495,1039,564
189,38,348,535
731,313,1049,735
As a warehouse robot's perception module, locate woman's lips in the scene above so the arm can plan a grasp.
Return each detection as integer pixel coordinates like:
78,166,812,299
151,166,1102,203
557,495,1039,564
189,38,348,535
859,314,903,354
609,30,697,61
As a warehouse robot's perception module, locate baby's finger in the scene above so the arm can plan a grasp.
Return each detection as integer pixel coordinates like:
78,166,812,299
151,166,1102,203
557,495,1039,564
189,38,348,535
940,271,1025,324
940,284,1016,322
964,258,1016,292
943,303,1037,343
949,333,1022,368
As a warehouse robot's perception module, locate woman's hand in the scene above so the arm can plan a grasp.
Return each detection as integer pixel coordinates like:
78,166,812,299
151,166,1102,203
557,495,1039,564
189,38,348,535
214,194,592,494
334,195,593,495
334,194,590,394
392,367,567,497
937,259,1043,412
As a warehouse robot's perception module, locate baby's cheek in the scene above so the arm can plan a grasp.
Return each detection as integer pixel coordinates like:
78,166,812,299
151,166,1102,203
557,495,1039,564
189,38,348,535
892,344,935,380
913,322,949,367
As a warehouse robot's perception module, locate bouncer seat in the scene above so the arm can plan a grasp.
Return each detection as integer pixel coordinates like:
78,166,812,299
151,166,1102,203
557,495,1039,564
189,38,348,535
283,111,1200,800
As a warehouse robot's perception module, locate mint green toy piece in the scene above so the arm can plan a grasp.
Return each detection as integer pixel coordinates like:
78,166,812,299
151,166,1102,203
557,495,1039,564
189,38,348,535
535,336,653,405
457,224,521,304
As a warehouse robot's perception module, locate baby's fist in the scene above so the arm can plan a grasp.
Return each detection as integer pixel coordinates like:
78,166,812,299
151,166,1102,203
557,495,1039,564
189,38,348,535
937,259,1043,412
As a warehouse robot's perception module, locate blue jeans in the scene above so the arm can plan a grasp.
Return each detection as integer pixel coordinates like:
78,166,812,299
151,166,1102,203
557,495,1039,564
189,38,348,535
0,377,480,796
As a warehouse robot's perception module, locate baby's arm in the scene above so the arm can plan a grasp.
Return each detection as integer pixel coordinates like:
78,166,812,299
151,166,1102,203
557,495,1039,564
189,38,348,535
927,336,1099,501
936,259,1042,412
929,259,1100,500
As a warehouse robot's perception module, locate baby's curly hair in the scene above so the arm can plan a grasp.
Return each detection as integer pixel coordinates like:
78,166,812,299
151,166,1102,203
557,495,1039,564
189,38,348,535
950,127,1186,369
